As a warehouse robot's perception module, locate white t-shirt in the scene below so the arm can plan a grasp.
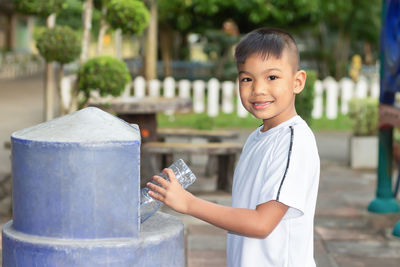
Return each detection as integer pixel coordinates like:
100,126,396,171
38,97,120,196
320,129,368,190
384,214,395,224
227,115,320,267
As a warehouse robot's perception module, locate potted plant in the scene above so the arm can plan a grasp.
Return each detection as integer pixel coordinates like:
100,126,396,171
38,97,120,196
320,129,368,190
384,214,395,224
348,97,379,169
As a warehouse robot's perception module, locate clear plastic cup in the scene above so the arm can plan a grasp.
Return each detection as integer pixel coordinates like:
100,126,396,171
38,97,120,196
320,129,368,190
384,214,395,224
140,159,197,223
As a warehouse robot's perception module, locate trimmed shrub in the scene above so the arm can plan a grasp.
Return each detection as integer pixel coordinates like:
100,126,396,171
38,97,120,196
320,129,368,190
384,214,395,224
106,0,150,35
35,26,81,64
14,0,64,17
295,70,316,125
348,97,378,136
78,56,131,97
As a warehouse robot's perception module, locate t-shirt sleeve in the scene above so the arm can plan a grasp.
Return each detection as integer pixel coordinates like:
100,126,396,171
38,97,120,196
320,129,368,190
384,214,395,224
256,127,319,220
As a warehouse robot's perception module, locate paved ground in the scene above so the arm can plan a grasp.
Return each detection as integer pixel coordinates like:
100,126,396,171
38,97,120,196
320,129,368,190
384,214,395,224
165,148,400,267
1,75,400,266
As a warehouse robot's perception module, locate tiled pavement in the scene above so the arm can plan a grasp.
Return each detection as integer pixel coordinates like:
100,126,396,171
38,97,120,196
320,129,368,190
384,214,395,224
162,159,400,267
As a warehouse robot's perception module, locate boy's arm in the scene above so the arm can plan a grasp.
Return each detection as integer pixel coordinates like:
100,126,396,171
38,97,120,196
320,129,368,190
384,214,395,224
147,168,289,239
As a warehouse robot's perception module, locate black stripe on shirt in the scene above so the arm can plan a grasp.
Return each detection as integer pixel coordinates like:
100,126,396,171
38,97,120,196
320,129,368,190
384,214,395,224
276,125,294,201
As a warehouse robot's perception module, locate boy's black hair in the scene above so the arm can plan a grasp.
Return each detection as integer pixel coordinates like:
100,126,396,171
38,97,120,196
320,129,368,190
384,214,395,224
234,27,299,71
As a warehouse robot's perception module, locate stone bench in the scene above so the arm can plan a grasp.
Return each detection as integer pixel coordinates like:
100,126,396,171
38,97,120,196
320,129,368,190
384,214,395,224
157,128,239,176
142,142,242,192
157,128,239,141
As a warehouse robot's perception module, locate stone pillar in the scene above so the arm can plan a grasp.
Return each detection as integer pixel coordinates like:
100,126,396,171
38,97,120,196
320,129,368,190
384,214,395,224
163,76,176,98
193,80,206,113
312,80,323,119
222,81,234,114
148,79,161,97
339,77,354,114
324,77,339,119
2,107,184,266
178,79,191,99
134,76,146,98
207,78,220,117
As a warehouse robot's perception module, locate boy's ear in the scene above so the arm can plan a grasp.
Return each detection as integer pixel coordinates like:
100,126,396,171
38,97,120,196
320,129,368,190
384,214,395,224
293,70,307,94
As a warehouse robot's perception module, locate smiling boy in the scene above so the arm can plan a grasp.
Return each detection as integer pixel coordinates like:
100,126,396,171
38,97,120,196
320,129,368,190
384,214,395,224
148,27,320,267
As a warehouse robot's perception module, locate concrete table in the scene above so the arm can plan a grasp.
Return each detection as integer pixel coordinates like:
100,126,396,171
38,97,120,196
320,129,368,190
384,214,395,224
88,97,192,183
88,97,192,143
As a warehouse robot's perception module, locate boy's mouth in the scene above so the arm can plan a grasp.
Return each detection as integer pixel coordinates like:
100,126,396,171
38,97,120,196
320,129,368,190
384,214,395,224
252,101,273,109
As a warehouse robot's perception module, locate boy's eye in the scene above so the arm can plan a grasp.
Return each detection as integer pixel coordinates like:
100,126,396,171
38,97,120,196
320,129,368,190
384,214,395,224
240,77,252,82
267,75,278,81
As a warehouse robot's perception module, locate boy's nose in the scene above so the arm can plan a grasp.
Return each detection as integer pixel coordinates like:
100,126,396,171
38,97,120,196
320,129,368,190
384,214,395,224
252,80,267,96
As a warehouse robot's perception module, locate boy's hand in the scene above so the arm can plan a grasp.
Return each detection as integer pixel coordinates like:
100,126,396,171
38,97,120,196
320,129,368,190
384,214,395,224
148,169,288,238
147,168,193,214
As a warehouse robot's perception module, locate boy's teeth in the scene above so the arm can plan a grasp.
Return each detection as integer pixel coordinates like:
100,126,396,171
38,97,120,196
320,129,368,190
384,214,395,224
254,102,271,105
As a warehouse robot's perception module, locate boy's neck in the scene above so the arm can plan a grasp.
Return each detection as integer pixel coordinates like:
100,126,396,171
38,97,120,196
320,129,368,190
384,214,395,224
261,112,298,132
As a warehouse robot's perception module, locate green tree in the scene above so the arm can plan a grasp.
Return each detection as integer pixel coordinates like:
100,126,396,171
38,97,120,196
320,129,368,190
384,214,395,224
36,26,81,65
157,0,320,78
202,29,240,81
221,0,319,33
106,0,149,35
36,26,81,115
311,0,381,79
94,0,108,55
78,56,131,103
106,0,149,74
157,0,379,80
158,0,319,42
14,0,65,121
158,0,223,68
13,0,64,17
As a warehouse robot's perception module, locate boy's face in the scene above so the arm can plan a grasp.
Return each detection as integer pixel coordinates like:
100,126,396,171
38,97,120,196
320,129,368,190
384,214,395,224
237,51,306,131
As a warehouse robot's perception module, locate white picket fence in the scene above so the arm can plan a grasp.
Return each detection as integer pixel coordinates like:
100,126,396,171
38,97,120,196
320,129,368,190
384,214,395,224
312,74,380,119
0,53,45,80
61,74,380,120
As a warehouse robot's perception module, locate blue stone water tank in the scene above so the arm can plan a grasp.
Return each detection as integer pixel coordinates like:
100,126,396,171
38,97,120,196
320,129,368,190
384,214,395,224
2,107,184,266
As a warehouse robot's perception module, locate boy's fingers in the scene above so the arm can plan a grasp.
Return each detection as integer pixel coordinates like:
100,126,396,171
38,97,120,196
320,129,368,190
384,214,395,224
152,175,169,188
147,181,166,196
148,190,164,202
162,168,177,182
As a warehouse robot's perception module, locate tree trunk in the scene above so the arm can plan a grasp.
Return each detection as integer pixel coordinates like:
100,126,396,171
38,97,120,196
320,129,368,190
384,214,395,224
139,34,146,77
316,23,329,79
6,14,17,51
144,0,158,81
115,29,122,59
26,16,35,53
57,64,66,116
44,62,56,120
180,33,189,60
97,5,108,55
44,14,56,121
216,48,232,80
334,30,351,80
69,0,93,114
160,26,173,77
68,80,80,114
80,0,93,64
172,32,182,60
